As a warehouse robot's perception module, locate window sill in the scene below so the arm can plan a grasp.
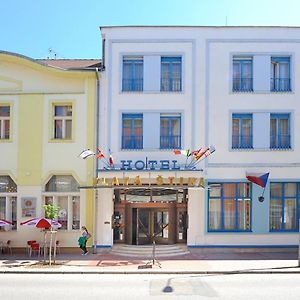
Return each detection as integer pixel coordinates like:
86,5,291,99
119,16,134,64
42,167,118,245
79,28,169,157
49,139,74,143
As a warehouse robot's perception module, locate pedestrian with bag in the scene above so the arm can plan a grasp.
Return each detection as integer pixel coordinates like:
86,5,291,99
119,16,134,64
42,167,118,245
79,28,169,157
78,226,91,255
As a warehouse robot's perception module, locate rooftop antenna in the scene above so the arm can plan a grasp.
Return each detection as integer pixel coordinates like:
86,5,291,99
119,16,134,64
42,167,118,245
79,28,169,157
48,48,57,59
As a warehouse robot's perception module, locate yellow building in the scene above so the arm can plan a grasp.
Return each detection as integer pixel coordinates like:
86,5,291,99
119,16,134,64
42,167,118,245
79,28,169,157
0,51,99,249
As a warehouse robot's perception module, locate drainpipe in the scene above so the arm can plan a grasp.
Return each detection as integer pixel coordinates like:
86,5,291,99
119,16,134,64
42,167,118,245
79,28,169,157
93,67,100,253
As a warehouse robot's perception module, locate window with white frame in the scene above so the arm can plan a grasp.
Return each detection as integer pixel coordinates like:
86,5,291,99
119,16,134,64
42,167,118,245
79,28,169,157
0,106,10,140
0,176,17,231
53,105,72,139
44,175,80,230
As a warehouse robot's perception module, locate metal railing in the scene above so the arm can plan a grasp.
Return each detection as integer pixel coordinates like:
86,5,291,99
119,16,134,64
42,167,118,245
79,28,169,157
270,134,291,149
270,78,291,92
232,135,253,149
232,78,253,92
160,135,181,149
161,78,182,92
122,78,143,92
122,135,143,149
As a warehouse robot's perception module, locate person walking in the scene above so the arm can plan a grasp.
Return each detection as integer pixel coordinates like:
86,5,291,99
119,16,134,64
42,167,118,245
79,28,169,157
78,226,90,255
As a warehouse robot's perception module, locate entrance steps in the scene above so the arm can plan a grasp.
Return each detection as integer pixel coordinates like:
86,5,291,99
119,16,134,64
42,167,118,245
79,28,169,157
111,244,190,258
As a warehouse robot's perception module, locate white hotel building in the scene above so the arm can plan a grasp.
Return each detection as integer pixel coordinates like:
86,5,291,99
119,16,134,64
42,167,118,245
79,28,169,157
94,26,300,251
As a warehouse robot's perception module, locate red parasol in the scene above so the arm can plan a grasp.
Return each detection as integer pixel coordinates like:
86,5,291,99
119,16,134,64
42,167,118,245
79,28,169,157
0,219,13,226
20,217,61,229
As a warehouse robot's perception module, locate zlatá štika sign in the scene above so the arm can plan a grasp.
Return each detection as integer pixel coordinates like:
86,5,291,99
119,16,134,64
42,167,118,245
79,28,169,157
95,175,205,187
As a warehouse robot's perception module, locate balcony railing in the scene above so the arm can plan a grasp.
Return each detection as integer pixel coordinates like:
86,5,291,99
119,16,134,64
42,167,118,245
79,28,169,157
270,78,291,92
232,135,253,149
122,135,143,149
160,135,181,149
232,78,253,92
161,78,182,92
270,134,291,149
122,78,143,92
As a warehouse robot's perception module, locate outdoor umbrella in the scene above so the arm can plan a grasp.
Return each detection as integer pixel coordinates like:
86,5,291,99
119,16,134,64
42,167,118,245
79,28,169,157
20,217,61,229
0,219,13,226
20,217,61,265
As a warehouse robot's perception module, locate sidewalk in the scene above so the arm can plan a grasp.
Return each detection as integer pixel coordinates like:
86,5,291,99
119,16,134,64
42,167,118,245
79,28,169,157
1,249,300,274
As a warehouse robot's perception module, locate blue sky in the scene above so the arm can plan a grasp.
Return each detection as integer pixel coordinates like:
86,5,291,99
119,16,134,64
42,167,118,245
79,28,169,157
1,0,300,59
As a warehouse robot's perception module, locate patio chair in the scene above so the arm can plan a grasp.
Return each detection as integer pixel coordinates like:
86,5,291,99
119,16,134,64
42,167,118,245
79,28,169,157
55,240,61,254
29,243,40,257
27,240,36,256
3,240,12,254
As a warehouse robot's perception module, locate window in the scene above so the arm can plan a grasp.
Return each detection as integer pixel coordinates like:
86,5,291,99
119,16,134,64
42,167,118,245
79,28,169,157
271,57,291,92
270,183,299,231
0,106,10,140
161,57,182,92
122,56,143,91
0,176,17,231
160,114,181,149
233,57,253,92
122,114,143,149
44,175,80,230
232,114,253,149
208,182,251,232
53,105,72,139
270,113,291,149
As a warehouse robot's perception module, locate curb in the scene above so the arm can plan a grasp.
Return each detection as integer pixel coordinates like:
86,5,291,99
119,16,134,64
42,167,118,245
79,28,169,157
1,269,300,275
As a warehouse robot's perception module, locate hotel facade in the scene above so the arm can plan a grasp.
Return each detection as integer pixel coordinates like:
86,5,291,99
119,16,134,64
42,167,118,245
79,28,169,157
95,26,300,251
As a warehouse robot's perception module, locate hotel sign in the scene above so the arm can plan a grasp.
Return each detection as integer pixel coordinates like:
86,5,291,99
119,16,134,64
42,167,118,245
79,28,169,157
120,159,181,171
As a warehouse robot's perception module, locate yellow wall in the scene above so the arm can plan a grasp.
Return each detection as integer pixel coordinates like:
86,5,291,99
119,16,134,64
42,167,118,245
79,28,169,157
17,94,44,185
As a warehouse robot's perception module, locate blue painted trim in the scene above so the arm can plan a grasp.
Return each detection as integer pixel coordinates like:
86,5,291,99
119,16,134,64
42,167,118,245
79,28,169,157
95,245,112,248
188,245,298,249
232,113,253,149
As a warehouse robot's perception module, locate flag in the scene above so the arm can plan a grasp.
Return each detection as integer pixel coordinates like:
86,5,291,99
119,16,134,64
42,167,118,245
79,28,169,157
78,149,95,159
173,149,190,157
246,172,269,188
195,146,215,161
190,148,202,157
109,154,114,166
97,148,105,159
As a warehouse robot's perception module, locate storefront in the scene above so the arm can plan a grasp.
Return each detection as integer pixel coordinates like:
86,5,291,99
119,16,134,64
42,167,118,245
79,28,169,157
92,171,204,249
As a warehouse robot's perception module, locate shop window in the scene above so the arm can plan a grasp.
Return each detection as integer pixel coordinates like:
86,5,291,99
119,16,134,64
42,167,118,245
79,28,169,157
0,176,17,231
208,182,251,232
270,182,299,231
44,175,80,231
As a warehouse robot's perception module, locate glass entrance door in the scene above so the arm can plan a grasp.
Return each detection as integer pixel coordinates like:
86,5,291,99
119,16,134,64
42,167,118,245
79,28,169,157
134,208,169,245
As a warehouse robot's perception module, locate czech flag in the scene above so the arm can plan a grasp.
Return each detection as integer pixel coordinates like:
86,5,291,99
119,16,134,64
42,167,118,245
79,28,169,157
246,172,269,188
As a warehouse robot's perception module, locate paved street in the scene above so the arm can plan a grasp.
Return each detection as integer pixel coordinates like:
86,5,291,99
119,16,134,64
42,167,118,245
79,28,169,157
0,273,300,299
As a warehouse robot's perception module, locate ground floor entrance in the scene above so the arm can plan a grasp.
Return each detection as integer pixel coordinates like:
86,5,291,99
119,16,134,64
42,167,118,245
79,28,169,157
113,188,188,245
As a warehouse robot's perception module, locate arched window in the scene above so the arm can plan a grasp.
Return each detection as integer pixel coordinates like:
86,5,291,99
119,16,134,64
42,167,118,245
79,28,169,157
44,175,80,231
0,176,17,231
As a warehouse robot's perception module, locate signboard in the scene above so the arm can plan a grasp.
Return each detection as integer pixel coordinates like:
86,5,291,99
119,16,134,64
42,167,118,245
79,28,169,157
21,197,37,217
